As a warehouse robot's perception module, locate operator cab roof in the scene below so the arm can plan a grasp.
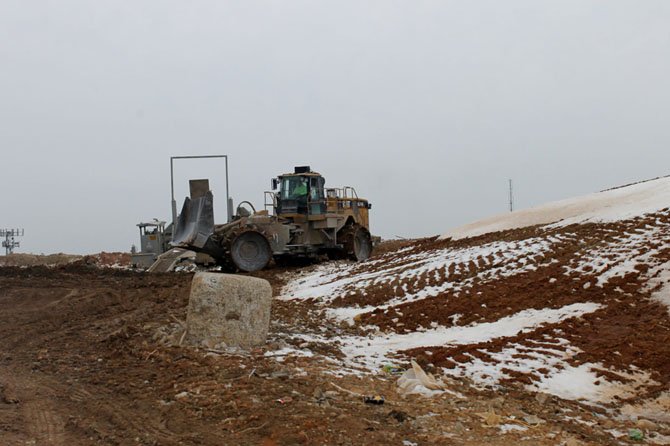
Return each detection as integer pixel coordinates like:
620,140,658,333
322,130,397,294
279,165,322,177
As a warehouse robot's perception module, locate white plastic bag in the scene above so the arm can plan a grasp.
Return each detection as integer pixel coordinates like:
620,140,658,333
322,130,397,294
396,360,445,396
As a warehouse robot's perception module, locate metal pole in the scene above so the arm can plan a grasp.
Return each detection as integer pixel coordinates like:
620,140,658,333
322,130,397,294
508,179,514,212
225,155,231,222
170,157,177,229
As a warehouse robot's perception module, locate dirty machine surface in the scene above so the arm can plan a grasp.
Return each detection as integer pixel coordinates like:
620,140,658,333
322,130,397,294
172,166,373,272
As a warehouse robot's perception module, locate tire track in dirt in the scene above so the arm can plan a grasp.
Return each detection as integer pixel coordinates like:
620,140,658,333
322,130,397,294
2,365,180,445
0,367,67,446
65,381,183,445
24,399,66,445
0,375,24,446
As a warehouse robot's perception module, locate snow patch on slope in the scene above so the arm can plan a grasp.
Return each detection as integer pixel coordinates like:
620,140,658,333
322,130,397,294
281,236,561,315
565,222,670,287
280,176,670,411
441,176,670,240
338,302,601,370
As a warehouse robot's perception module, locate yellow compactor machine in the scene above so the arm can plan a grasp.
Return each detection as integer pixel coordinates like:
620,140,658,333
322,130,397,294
172,166,373,272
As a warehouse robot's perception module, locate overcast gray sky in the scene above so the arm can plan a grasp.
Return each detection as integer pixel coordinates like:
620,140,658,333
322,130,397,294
1,1,669,254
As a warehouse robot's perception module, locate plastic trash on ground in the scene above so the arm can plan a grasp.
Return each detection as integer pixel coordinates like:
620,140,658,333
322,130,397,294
364,395,385,405
396,360,446,397
629,428,644,441
381,363,404,375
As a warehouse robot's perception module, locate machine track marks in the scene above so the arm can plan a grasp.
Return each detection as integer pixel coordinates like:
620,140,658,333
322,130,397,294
24,400,66,445
0,370,67,446
64,383,179,445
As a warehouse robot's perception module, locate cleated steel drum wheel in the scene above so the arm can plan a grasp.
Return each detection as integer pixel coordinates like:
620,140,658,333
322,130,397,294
230,230,272,272
340,224,372,261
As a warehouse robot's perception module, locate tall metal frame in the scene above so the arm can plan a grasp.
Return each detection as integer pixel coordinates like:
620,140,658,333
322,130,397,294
170,155,230,229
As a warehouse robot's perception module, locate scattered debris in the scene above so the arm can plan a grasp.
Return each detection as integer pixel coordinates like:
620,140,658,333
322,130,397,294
396,360,445,397
637,418,659,430
364,395,385,405
523,414,545,426
629,428,645,441
381,363,404,375
476,409,503,427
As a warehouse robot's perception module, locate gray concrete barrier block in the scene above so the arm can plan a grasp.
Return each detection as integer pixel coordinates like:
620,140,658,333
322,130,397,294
185,272,272,348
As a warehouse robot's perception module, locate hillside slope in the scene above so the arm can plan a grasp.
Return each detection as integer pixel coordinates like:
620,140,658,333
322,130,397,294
441,176,670,240
281,178,670,432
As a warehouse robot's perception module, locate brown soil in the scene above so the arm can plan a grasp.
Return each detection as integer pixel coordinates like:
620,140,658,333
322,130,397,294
0,252,131,268
290,211,670,417
0,263,646,445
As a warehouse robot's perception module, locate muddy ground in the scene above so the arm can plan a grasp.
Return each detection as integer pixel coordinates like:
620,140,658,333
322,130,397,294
0,260,666,445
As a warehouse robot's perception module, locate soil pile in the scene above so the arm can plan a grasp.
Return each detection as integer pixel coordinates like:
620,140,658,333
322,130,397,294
0,251,130,268
281,181,670,439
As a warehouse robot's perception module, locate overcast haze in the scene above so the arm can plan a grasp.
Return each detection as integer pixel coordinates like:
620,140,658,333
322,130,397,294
1,1,669,254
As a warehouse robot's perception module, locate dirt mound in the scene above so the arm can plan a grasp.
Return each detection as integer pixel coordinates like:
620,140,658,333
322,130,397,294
281,208,670,429
0,251,131,268
0,253,81,267
89,251,131,267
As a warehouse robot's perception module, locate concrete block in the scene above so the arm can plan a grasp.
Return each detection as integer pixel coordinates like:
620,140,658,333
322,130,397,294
185,272,272,348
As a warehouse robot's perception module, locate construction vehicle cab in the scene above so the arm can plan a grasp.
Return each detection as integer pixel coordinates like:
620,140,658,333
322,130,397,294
275,166,326,217
131,220,169,268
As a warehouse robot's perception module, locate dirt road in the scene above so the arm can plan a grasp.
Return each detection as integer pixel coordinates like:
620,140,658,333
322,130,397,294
0,265,426,445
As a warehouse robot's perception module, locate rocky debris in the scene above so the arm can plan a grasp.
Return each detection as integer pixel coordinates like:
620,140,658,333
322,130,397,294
637,418,659,430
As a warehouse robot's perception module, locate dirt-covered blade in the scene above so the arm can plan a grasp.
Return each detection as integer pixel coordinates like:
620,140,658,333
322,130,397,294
171,191,215,249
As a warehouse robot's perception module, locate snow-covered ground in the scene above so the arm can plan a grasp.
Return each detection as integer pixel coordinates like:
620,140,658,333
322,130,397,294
441,176,670,240
280,177,670,418
337,302,601,371
281,235,564,322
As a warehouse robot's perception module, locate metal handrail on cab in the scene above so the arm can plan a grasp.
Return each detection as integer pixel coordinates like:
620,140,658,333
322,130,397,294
264,191,277,214
326,187,358,199
342,186,358,199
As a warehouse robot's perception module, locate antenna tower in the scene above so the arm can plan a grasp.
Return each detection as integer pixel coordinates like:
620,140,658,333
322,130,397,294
1,229,24,255
508,179,514,212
